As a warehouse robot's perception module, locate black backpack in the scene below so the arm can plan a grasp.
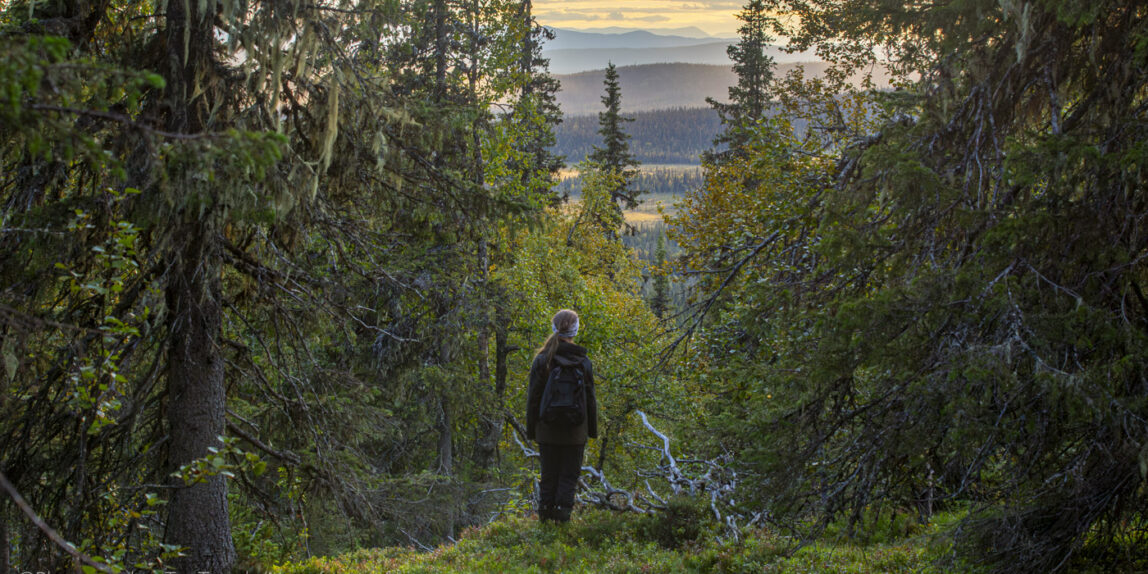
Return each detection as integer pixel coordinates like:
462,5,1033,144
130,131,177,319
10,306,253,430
539,361,586,426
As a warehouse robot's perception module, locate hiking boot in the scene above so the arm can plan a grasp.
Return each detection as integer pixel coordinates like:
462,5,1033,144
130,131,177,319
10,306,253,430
552,505,572,523
538,504,556,522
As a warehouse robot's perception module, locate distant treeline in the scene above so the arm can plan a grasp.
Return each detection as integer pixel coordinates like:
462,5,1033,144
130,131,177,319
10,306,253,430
556,165,704,197
623,221,682,262
553,63,738,114
554,107,721,165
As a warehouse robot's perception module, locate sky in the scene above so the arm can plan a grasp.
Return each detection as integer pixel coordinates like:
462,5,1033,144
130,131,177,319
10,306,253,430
533,0,744,38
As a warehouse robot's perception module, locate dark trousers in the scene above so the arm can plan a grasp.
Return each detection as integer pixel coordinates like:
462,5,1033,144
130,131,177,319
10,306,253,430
539,443,585,508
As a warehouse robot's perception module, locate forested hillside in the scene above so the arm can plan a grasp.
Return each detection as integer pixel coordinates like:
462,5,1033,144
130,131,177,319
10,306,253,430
543,43,735,75
554,108,721,165
1,0,1145,574
539,28,823,75
541,28,728,50
556,167,704,200
553,61,891,114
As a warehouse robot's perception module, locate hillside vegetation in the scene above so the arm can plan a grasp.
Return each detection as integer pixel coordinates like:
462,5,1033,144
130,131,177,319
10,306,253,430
540,28,821,74
541,28,729,51
554,109,720,165
553,62,892,114
2,0,1146,573
275,505,975,574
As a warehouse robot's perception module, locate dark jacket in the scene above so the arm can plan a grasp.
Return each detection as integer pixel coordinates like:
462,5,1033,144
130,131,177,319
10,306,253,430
526,341,598,445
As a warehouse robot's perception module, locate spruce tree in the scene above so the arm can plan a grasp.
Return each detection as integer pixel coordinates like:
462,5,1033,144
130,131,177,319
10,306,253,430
706,0,775,160
502,0,565,204
588,62,642,211
649,231,671,319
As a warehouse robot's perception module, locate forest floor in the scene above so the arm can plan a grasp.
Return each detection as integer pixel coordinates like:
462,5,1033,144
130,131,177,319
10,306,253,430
272,506,977,574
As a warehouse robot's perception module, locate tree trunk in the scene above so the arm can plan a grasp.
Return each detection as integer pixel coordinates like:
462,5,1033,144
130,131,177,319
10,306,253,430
0,503,8,574
430,0,454,485
165,226,235,574
470,26,496,471
436,395,455,541
437,393,453,476
472,240,499,477
160,0,235,572
494,321,512,401
477,311,516,475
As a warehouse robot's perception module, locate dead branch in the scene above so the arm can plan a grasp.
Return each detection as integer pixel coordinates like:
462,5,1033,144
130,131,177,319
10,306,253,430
579,411,750,538
0,471,117,574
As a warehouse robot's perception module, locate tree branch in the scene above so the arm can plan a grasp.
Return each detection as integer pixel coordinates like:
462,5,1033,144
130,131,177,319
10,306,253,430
0,471,117,574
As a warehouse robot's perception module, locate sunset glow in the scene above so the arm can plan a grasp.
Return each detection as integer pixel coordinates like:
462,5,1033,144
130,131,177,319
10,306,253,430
533,0,743,37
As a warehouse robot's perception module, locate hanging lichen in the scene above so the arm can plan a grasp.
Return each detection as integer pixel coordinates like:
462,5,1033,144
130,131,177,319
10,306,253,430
318,71,340,177
999,0,1034,62
372,129,388,175
181,0,190,65
269,28,284,132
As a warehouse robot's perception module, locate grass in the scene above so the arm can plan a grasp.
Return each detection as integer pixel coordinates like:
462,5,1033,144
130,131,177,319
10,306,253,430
626,192,679,223
273,505,976,574
626,210,668,224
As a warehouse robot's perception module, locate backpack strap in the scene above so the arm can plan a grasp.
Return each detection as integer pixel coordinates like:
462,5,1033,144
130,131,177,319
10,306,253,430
580,357,591,377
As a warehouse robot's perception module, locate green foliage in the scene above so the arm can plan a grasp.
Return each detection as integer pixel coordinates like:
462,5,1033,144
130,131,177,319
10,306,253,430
671,0,1148,572
646,231,671,319
14,1,1144,573
556,108,722,165
588,62,642,211
639,495,716,550
0,1,567,571
707,0,775,159
491,164,705,497
556,165,704,202
273,507,975,574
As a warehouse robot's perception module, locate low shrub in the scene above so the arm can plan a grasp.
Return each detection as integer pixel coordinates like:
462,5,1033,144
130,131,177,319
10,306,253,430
273,504,980,574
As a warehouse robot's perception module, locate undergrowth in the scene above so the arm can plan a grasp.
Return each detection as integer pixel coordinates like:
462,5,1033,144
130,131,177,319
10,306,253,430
274,501,978,574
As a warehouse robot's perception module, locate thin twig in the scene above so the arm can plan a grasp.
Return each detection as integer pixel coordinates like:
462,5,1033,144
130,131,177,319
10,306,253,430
27,104,214,140
0,471,118,574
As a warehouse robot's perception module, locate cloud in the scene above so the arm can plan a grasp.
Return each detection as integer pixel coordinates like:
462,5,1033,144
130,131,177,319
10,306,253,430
540,12,603,22
534,0,740,35
680,2,742,10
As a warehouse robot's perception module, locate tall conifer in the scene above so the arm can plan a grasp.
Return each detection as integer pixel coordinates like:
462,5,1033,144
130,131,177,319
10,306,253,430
649,231,671,319
706,0,775,160
589,62,642,211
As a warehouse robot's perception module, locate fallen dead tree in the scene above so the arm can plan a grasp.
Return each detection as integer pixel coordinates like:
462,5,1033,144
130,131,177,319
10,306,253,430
581,411,757,538
512,409,760,539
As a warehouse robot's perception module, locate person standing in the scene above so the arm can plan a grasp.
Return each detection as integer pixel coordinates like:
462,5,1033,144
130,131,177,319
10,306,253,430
526,309,598,523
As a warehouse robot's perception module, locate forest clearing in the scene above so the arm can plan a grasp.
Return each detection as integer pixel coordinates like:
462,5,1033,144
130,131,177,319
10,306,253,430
1,0,1146,573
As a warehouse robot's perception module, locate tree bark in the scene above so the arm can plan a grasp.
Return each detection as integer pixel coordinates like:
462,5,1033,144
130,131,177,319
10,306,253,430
165,226,235,574
477,310,516,475
429,0,454,485
160,0,235,572
437,392,453,476
469,15,497,472
494,321,513,401
472,240,499,477
0,503,8,574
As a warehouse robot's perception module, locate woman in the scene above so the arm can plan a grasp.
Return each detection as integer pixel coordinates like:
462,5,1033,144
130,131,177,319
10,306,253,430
526,309,598,523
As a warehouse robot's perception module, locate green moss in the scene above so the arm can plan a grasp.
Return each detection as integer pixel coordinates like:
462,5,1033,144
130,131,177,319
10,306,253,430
273,507,979,574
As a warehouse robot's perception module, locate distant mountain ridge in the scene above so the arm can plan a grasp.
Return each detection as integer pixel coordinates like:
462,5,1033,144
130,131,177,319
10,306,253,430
541,28,819,75
554,61,895,115
544,44,732,75
549,26,720,39
555,62,844,115
542,28,730,51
